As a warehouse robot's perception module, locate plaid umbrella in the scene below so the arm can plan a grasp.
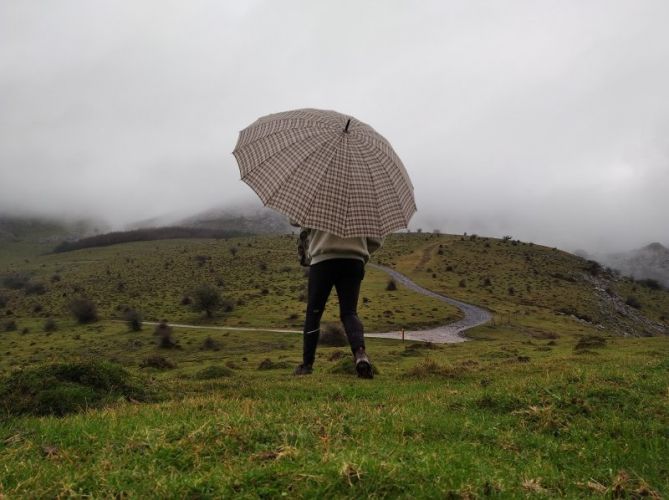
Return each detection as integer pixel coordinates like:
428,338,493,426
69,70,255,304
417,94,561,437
232,108,416,238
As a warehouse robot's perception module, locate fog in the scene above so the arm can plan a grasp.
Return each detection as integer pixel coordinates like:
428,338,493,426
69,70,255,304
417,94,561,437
1,1,668,252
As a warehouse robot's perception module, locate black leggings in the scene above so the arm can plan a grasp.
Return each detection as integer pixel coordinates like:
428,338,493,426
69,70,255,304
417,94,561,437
302,258,366,366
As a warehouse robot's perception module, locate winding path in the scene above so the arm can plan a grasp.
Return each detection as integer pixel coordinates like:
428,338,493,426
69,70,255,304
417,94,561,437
136,265,492,344
364,264,492,343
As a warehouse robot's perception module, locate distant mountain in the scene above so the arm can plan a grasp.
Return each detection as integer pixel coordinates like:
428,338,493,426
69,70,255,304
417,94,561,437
0,215,105,244
600,243,669,288
176,205,293,235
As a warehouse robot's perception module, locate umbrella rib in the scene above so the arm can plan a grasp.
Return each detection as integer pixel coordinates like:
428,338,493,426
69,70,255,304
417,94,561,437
355,134,415,192
298,137,350,236
236,130,335,180
234,125,332,156
349,140,381,237
351,136,411,231
264,135,342,210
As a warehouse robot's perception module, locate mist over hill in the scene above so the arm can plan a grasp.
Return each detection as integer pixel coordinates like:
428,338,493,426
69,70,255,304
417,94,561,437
595,243,669,288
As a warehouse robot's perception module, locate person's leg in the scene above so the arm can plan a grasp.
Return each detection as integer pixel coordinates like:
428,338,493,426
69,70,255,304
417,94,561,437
333,259,365,354
301,261,334,367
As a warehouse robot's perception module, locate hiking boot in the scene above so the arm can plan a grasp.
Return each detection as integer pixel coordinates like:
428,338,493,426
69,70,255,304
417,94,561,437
354,347,374,379
293,363,313,376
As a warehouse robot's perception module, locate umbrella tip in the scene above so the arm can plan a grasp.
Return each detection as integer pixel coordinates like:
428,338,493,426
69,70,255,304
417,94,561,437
344,118,351,133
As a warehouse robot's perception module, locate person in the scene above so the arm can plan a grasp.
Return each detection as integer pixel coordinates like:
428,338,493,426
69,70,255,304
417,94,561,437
291,220,383,378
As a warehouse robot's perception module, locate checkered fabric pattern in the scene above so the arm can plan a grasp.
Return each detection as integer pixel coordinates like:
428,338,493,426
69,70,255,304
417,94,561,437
232,108,416,238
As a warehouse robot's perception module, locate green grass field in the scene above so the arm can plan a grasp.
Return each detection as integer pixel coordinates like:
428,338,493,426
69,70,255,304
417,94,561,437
0,232,668,497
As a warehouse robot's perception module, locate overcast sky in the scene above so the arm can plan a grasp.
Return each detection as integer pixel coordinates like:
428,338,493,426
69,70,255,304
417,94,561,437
1,1,668,251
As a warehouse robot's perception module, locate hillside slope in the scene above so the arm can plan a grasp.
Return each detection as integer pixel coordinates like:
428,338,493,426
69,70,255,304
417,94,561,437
375,233,669,338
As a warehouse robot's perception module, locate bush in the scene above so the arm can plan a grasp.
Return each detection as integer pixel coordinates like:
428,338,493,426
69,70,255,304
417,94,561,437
69,298,98,324
0,361,154,416
459,279,466,288
257,358,290,370
386,279,397,291
194,365,233,380
201,335,221,351
574,335,607,351
24,282,46,295
2,320,17,332
319,322,348,347
154,321,177,348
0,294,6,308
43,318,57,332
584,260,603,276
140,355,176,370
625,296,642,309
639,278,663,291
1,273,30,290
124,309,143,331
191,284,223,318
329,358,380,375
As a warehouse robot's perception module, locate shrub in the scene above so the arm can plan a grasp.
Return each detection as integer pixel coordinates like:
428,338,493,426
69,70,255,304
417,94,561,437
43,318,57,332
585,260,603,276
639,278,662,291
69,298,98,324
201,335,221,351
154,321,177,348
257,358,290,370
191,284,223,317
50,274,62,283
1,273,31,290
329,358,379,375
194,365,233,380
0,361,153,416
319,322,348,347
180,295,192,306
459,279,466,288
386,279,397,291
0,294,6,308
140,355,176,370
3,320,17,332
508,287,515,296
574,335,607,351
124,309,143,331
625,296,642,310
24,282,46,295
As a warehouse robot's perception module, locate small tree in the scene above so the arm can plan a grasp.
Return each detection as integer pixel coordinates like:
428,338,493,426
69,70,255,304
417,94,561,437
192,284,223,318
69,298,98,324
124,309,143,331
154,320,176,348
386,279,397,291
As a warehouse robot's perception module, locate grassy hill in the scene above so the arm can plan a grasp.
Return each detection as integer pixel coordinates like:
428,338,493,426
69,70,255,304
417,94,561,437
0,231,668,497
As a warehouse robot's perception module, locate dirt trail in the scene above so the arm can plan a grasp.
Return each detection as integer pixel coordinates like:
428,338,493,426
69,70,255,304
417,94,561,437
365,264,492,343
136,265,492,344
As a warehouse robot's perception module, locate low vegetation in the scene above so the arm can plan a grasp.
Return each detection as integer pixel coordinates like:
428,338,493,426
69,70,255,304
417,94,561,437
0,231,667,496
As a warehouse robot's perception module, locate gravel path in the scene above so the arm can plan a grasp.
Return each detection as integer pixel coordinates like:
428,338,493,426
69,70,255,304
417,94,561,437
365,264,492,343
132,265,492,344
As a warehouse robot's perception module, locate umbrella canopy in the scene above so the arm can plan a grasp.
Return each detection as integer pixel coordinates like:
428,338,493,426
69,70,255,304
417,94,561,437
232,108,416,238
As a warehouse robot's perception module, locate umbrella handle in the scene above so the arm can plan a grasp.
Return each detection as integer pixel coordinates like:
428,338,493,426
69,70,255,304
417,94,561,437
344,119,351,133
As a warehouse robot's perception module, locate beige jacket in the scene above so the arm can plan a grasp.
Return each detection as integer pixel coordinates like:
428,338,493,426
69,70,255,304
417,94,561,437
290,220,383,265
